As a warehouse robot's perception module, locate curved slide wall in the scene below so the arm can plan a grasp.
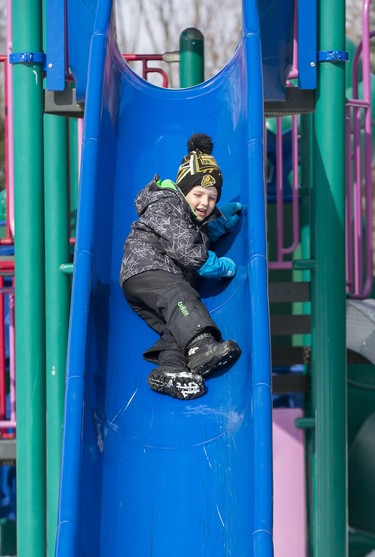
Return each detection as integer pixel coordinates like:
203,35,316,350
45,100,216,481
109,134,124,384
55,1,273,555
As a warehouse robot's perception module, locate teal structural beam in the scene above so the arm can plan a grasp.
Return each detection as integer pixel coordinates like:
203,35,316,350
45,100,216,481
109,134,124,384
299,113,314,557
69,119,79,241
44,114,70,556
311,0,347,555
179,28,204,87
12,0,46,554
43,1,71,552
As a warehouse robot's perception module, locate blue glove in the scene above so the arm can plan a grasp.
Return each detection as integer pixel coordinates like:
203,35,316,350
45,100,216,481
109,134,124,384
206,202,242,243
197,250,236,279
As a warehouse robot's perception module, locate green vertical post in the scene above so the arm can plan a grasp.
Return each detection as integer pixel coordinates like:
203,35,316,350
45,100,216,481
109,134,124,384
69,119,80,240
44,114,70,556
12,0,46,555
311,0,347,555
179,28,204,87
299,113,314,556
42,1,71,552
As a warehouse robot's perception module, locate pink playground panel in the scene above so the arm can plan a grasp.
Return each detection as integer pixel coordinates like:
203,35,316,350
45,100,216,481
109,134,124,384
273,408,307,557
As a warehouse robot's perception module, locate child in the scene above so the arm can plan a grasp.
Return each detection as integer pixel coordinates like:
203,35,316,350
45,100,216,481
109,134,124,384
120,133,242,400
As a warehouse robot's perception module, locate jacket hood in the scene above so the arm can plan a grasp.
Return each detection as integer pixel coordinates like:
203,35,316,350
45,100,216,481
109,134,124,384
134,176,183,217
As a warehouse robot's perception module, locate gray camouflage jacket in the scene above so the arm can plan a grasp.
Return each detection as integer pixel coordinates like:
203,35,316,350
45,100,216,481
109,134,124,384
119,176,220,286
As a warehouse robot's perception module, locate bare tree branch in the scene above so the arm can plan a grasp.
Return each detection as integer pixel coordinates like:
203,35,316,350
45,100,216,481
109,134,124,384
115,1,374,85
115,0,242,87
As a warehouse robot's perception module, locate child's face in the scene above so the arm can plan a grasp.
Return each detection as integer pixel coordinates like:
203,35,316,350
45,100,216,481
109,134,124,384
186,185,218,222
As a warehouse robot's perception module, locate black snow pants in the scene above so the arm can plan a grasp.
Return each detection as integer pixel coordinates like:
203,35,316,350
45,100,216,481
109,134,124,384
122,270,221,363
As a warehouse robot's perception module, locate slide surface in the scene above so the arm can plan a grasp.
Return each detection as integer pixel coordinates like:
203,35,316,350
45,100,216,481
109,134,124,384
56,1,273,556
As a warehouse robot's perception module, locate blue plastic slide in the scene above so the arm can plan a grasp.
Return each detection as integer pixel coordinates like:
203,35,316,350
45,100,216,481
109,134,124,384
55,0,273,555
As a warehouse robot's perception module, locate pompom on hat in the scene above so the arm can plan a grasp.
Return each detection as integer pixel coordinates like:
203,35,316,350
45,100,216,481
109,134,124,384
176,133,223,201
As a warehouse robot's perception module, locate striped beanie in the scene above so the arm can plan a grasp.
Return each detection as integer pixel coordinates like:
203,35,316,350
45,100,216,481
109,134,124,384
176,133,223,201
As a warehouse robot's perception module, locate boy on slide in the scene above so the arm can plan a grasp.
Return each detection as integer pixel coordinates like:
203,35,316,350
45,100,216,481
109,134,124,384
120,133,242,400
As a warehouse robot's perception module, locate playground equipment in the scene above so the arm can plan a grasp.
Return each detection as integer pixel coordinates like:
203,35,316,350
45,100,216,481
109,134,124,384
0,0,373,555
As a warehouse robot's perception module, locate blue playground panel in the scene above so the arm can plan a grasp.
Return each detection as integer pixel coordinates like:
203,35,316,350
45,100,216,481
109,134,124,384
61,0,309,102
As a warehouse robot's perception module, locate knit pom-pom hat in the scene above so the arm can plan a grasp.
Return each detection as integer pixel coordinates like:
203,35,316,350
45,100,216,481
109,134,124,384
176,133,223,201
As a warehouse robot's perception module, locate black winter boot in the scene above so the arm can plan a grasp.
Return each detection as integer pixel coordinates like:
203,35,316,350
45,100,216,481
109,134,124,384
147,348,205,400
186,332,241,377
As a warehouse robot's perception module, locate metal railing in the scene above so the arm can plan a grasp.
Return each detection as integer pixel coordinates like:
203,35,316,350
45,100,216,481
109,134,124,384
268,0,374,300
0,55,16,436
123,52,180,88
345,1,374,298
267,4,301,271
267,108,300,270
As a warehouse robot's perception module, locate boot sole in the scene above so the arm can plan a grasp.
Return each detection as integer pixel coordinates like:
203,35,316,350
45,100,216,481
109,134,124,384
147,369,205,400
189,341,241,378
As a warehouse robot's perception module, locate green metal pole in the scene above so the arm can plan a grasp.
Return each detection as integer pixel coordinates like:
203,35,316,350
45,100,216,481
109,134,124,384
179,28,204,87
12,0,46,555
299,113,313,556
69,119,80,241
311,0,347,555
41,2,71,552
44,114,70,557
